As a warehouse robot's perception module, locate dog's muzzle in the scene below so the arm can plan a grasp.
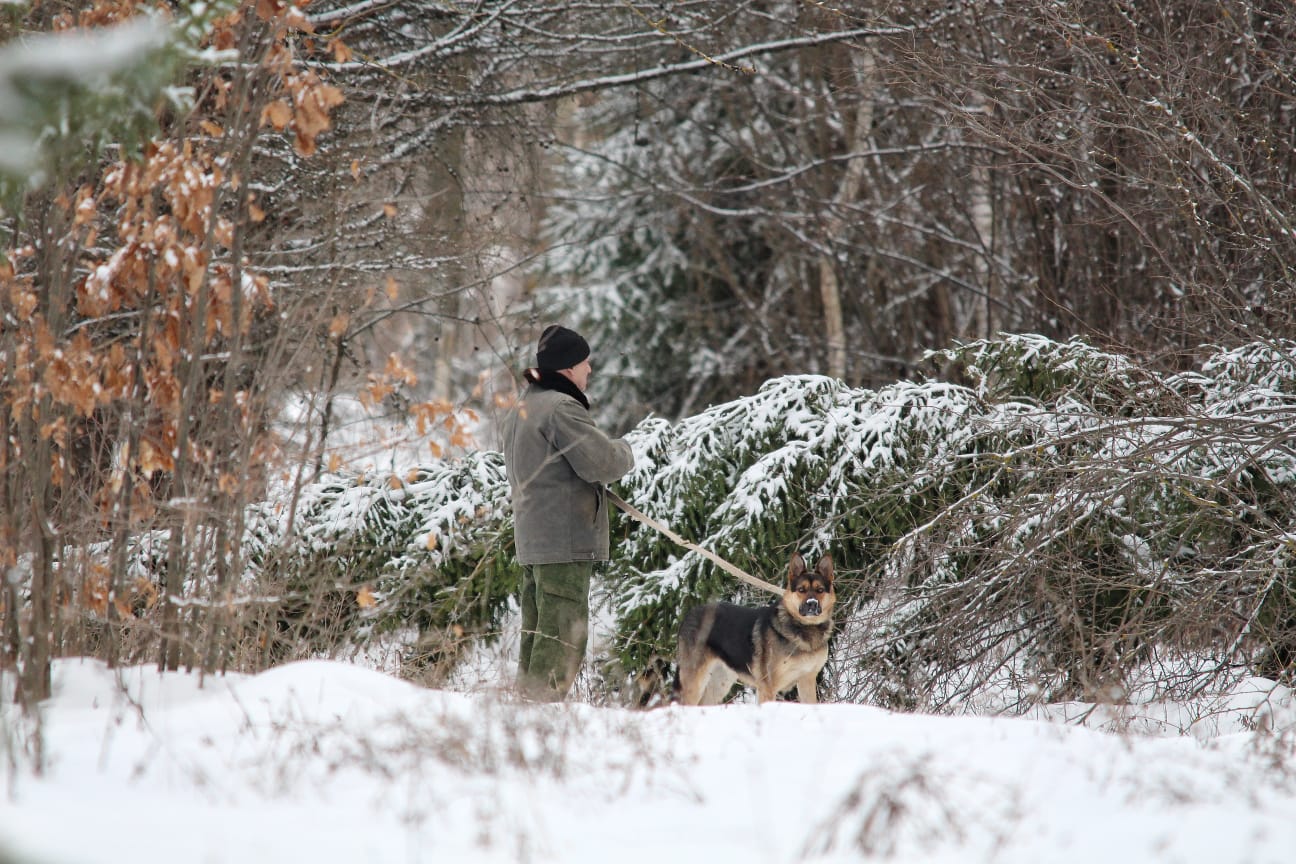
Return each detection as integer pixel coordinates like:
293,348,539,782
800,598,821,617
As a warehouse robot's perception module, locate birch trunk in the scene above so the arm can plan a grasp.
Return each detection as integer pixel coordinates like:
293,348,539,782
818,48,875,382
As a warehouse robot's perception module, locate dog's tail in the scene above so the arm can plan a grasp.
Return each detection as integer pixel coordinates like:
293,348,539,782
631,655,677,708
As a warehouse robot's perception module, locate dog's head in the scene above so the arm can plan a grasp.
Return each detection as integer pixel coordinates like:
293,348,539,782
782,552,835,624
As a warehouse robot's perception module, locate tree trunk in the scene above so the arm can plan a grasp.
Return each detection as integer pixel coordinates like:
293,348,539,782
817,48,875,382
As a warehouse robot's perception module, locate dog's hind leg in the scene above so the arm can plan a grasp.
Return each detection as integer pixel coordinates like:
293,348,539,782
795,674,819,704
678,653,718,705
700,665,738,706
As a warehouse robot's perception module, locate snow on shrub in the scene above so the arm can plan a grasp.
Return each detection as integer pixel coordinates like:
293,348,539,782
226,335,1296,709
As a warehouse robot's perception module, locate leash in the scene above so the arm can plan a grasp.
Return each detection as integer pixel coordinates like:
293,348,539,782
605,489,784,596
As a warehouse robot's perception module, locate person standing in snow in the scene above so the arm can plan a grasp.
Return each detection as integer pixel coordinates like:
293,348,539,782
502,324,635,700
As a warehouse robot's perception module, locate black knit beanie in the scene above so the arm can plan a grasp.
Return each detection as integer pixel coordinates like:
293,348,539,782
535,324,590,371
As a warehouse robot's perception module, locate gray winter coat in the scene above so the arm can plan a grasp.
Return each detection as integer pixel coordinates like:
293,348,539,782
502,385,635,565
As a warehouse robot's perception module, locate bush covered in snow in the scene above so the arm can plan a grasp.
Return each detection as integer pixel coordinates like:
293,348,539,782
241,452,519,673
604,334,1296,707
226,335,1296,709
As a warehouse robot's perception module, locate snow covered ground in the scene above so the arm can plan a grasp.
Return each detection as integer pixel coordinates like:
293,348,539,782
3,658,1295,863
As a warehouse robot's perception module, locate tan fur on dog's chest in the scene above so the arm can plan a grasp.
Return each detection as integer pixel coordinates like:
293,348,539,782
764,645,828,694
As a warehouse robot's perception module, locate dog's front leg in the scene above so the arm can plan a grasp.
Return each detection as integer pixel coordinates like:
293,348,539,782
795,674,819,704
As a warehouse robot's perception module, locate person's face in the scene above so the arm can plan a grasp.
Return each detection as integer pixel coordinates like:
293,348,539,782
560,357,592,392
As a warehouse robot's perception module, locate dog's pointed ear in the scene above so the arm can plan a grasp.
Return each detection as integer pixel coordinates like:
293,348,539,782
788,552,807,583
815,554,834,586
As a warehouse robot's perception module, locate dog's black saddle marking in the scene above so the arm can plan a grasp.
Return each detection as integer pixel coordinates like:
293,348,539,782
687,601,777,676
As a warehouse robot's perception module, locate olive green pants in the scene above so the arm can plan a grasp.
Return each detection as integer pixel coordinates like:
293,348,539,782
517,561,592,701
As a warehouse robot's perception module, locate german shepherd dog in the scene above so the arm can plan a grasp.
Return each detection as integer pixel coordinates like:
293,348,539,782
676,552,835,705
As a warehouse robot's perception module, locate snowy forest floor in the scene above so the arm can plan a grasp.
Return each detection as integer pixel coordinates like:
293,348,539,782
2,655,1295,864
